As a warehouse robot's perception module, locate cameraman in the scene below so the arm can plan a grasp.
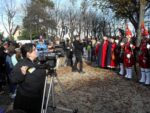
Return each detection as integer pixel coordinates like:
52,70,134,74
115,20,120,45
10,43,46,113
73,35,85,73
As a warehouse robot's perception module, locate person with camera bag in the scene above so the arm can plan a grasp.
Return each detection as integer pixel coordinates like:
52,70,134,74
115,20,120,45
10,43,46,113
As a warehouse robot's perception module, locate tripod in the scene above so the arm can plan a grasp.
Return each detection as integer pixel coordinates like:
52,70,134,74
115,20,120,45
41,69,78,113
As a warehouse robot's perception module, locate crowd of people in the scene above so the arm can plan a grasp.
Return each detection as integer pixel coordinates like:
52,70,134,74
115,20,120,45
0,35,85,113
82,28,150,86
0,27,150,113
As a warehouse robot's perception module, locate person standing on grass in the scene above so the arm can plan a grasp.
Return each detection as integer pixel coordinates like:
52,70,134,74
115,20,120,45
73,35,85,73
138,23,150,86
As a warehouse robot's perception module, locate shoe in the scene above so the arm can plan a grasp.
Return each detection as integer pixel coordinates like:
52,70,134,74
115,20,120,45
125,78,131,81
125,75,128,78
139,81,144,84
72,69,78,72
117,72,123,76
72,68,78,72
144,84,150,87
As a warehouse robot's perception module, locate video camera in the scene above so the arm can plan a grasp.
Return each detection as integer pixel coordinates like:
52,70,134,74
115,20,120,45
53,45,65,57
37,45,64,70
38,51,57,69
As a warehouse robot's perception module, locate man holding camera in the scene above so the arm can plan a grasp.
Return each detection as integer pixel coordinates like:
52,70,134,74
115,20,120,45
73,35,85,73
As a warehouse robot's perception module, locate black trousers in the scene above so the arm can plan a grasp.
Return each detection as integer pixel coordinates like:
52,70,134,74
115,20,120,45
74,55,83,72
14,91,42,113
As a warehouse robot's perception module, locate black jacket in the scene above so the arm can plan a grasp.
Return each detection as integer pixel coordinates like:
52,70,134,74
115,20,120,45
10,58,46,97
0,46,7,73
73,40,83,56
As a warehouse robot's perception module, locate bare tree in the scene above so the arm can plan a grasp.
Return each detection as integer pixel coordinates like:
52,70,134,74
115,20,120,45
92,0,150,46
137,0,148,46
53,0,61,36
63,0,79,41
80,0,89,38
1,0,16,40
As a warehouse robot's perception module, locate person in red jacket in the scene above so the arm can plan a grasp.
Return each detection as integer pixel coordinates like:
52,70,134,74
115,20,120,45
100,36,109,68
138,26,150,85
124,26,135,79
110,37,117,68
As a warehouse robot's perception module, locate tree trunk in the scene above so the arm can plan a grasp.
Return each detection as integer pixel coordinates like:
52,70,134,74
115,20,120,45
137,0,146,47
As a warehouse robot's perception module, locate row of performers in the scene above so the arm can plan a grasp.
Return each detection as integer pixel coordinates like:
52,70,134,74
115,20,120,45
95,34,150,85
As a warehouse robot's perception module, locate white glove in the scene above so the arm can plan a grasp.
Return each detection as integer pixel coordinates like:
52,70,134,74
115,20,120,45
120,42,124,46
130,44,133,48
4,50,8,53
147,44,150,49
97,41,100,44
115,40,119,44
127,54,131,59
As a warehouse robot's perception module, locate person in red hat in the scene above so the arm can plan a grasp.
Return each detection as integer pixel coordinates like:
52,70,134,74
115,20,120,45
124,25,135,79
107,36,117,69
138,23,150,85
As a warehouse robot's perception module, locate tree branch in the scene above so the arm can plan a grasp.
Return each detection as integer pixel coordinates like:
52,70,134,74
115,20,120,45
1,14,9,35
145,2,150,11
